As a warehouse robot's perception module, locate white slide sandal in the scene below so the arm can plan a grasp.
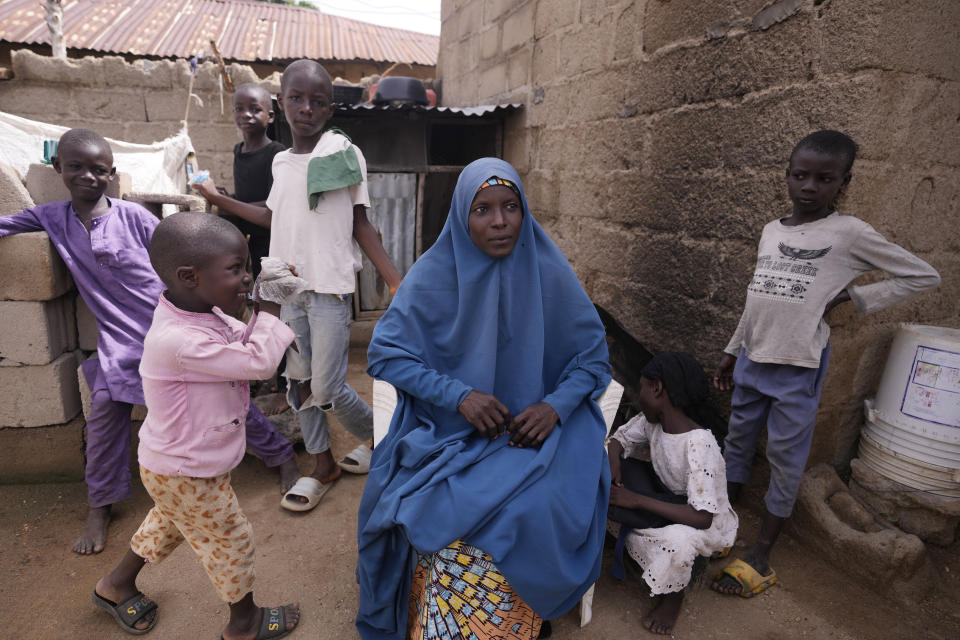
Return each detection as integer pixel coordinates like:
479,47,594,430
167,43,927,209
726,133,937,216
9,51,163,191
281,476,335,512
337,444,373,474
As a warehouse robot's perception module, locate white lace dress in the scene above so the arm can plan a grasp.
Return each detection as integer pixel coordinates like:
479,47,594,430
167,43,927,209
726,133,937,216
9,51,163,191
608,415,738,595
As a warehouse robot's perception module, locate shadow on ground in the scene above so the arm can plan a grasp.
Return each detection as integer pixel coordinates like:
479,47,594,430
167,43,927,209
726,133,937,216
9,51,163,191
1,347,958,639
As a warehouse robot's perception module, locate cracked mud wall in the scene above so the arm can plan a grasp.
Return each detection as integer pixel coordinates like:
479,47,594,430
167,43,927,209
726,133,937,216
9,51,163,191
0,49,277,189
438,0,960,469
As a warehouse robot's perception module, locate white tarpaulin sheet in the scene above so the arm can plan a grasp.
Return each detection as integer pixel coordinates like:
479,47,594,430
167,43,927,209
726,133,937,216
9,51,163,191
0,111,193,194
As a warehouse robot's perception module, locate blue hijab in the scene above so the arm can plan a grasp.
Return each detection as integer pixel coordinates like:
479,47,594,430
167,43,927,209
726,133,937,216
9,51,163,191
356,158,611,640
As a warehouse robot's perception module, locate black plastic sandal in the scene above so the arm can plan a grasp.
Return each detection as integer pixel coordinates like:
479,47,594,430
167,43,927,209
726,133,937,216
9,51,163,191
92,590,158,635
219,606,298,640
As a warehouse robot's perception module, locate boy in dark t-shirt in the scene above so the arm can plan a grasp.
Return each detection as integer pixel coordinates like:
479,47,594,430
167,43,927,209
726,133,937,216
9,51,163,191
195,83,289,413
195,83,285,278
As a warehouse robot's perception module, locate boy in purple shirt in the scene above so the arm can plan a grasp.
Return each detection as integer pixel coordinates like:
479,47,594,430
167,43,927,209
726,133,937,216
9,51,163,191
0,128,299,555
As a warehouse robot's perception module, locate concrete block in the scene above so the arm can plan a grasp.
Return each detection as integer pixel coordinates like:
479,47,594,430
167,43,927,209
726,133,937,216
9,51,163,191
0,417,85,484
0,85,76,119
535,0,577,39
138,87,190,123
612,1,640,63
626,13,816,114
481,25,501,59
482,0,514,24
0,295,76,366
0,162,34,214
121,118,183,145
478,62,507,101
77,355,147,424
75,88,147,122
792,464,936,604
506,48,531,92
185,122,242,157
642,0,769,53
25,164,131,205
820,0,960,82
100,56,178,89
123,192,208,217
556,18,615,77
75,294,98,351
0,350,81,427
0,232,74,301
502,2,535,52
532,34,559,84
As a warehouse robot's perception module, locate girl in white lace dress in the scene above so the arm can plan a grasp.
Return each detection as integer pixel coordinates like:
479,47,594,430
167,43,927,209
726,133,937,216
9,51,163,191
607,352,738,635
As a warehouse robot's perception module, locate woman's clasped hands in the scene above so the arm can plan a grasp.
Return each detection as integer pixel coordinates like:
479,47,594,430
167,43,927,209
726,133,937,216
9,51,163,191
458,390,559,447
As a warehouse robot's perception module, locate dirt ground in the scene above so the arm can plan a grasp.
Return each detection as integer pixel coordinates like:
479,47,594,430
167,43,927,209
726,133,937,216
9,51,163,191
2,347,959,640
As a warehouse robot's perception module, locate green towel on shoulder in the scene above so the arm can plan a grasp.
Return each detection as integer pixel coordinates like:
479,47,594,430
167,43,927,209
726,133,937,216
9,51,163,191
307,129,363,209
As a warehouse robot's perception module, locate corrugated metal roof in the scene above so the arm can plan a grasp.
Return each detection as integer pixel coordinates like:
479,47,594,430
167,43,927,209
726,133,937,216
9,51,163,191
0,0,438,66
336,104,522,117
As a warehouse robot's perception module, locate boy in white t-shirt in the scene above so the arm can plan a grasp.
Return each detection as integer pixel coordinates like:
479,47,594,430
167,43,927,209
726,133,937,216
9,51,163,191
198,60,401,511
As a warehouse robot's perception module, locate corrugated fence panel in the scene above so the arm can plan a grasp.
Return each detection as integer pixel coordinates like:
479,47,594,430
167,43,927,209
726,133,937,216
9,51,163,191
358,172,417,311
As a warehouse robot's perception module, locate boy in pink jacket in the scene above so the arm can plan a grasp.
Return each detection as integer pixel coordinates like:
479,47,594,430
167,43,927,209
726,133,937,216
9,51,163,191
92,212,300,640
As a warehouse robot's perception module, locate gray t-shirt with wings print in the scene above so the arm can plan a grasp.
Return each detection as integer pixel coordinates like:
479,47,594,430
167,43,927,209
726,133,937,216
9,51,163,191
725,212,940,368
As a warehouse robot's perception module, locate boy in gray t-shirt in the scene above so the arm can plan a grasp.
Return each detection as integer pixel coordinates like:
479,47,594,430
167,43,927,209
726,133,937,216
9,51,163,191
711,130,940,598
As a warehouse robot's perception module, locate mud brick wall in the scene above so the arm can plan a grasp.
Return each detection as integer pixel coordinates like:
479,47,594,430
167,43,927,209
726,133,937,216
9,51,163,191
438,0,960,469
0,49,276,189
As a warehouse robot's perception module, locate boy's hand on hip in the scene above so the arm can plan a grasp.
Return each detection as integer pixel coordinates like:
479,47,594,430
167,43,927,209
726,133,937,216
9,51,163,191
508,402,559,448
823,290,851,317
458,391,510,439
713,355,736,391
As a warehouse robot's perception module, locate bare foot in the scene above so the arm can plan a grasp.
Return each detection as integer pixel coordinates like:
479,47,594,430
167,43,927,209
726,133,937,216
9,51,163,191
94,575,156,631
279,457,300,493
260,393,290,416
711,549,772,596
642,591,683,635
222,603,300,640
287,452,340,504
73,505,111,555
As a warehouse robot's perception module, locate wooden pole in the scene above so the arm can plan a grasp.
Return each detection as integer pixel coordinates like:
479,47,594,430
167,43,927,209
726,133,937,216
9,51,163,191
43,0,66,58
209,40,234,92
183,73,195,123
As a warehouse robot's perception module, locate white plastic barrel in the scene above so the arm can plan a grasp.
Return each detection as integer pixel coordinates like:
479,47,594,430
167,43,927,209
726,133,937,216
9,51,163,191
859,324,960,497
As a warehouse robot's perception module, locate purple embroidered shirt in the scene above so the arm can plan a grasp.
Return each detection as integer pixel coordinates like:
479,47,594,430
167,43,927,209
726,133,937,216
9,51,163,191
0,199,164,404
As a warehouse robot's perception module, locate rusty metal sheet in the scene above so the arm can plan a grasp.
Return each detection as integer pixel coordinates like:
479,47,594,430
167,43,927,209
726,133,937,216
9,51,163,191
0,0,437,66
358,172,417,311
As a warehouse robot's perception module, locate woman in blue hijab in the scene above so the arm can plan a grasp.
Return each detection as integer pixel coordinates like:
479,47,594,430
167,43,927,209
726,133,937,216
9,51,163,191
356,158,611,640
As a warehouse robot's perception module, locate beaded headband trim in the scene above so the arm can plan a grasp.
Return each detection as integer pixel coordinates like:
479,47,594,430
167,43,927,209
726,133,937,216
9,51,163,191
476,176,521,198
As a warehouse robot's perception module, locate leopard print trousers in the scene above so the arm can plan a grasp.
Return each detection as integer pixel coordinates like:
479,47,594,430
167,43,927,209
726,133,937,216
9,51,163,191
131,466,255,603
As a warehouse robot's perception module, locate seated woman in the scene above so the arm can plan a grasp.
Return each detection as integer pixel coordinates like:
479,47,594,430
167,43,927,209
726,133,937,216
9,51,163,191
356,158,612,640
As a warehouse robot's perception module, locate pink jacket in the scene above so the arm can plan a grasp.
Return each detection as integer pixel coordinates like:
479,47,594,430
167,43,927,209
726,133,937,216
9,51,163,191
137,294,294,477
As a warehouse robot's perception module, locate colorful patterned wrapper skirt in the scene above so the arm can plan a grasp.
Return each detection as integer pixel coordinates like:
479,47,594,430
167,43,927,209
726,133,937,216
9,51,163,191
407,540,542,640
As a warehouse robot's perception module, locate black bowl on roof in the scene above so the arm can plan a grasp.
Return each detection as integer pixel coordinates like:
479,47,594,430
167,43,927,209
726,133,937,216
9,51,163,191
332,84,364,105
373,76,428,106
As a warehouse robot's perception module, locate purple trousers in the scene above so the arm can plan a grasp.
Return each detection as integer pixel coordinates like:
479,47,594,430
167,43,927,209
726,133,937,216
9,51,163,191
723,344,830,519
82,359,295,508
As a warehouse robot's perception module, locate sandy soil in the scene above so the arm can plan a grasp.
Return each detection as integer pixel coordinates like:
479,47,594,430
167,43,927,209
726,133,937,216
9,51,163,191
1,348,958,640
